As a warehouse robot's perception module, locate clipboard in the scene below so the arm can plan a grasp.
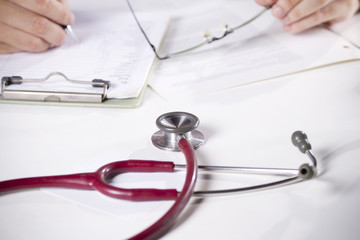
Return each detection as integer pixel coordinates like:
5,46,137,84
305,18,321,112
0,72,147,109
0,11,170,109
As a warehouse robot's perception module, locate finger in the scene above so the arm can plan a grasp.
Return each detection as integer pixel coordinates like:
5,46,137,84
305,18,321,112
8,0,75,25
271,0,302,19
328,0,360,24
255,0,278,7
0,23,50,52
0,42,21,54
58,0,70,9
282,1,340,33
0,1,67,47
283,0,334,24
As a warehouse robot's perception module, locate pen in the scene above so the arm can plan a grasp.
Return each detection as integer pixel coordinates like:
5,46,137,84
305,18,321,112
61,25,79,42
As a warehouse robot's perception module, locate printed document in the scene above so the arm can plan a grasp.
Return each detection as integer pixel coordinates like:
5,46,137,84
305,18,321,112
0,11,169,99
329,13,360,48
148,2,360,100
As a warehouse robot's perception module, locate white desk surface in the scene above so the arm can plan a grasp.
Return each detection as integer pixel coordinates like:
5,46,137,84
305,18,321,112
1,1,360,239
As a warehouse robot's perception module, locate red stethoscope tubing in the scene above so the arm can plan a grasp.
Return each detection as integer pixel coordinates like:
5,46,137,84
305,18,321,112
129,137,198,240
0,137,198,240
0,162,178,200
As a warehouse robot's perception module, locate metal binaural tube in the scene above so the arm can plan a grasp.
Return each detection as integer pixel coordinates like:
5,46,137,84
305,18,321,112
177,163,313,197
306,150,317,167
192,176,301,197
175,164,299,177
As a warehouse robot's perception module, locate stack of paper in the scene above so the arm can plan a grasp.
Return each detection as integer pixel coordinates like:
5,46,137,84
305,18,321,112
0,11,169,106
148,2,360,100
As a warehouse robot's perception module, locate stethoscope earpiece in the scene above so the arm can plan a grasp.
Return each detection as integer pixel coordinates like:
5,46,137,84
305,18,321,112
298,163,314,180
292,130,317,168
292,131,312,153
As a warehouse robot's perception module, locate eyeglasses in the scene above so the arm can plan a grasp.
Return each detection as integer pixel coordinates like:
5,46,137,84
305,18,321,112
126,0,271,60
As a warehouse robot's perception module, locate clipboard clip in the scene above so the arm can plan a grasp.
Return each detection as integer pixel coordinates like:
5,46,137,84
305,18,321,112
1,72,111,103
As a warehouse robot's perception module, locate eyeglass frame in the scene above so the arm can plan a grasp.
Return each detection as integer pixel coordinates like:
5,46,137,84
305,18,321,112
126,0,271,60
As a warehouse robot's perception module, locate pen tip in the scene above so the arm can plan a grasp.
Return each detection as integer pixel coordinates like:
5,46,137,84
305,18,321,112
64,25,80,42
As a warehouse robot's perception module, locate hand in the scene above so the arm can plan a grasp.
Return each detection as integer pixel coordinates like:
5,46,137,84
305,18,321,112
255,0,360,33
0,0,75,54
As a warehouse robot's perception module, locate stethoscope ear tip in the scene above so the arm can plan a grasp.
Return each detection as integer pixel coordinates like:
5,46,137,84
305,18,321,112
292,131,312,154
298,163,315,180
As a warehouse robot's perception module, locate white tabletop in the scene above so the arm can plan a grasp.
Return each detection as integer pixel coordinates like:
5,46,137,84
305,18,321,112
1,1,360,239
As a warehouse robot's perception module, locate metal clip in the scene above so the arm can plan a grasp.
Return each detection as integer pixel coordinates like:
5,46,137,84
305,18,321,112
1,72,110,103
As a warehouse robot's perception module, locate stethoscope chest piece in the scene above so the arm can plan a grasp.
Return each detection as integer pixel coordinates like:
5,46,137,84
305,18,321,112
152,112,205,152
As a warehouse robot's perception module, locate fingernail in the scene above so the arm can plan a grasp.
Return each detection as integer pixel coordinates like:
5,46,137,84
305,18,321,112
282,16,290,24
283,24,291,32
265,0,275,5
272,5,284,19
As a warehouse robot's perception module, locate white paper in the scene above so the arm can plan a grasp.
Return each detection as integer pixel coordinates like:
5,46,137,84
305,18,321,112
149,2,360,100
0,11,169,99
329,13,360,48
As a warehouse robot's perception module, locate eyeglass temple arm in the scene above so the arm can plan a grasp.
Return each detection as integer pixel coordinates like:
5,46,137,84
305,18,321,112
168,6,271,57
126,0,169,60
168,6,272,58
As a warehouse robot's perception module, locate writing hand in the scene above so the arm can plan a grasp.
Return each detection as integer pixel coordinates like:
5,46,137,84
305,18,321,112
0,0,75,54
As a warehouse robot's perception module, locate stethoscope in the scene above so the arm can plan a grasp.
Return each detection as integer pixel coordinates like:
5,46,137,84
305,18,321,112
0,111,318,240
